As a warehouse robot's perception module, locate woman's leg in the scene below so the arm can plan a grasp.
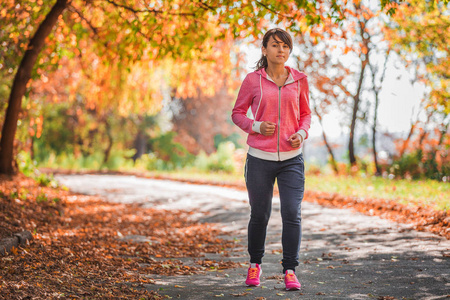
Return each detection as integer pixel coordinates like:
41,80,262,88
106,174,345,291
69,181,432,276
245,154,276,264
276,154,305,272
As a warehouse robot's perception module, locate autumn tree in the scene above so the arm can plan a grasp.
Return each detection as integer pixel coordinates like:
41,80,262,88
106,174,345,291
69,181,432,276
367,51,389,176
394,63,426,160
0,0,333,174
327,1,399,173
0,0,405,174
337,1,377,169
23,31,168,165
294,23,349,174
384,0,449,114
384,0,449,179
167,35,244,154
294,1,387,172
0,0,69,174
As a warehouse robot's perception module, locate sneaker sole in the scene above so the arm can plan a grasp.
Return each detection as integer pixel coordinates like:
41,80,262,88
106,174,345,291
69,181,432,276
286,286,301,291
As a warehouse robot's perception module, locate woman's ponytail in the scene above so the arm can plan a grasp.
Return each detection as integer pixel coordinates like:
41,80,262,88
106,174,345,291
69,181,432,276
255,55,268,71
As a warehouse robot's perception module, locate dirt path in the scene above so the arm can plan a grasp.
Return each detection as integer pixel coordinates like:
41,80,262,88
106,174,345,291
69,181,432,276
56,174,450,300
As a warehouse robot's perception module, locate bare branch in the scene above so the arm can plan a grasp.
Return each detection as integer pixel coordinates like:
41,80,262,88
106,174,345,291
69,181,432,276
196,1,218,12
68,5,99,36
334,80,354,98
102,0,197,17
105,0,159,14
255,0,293,19
369,48,391,94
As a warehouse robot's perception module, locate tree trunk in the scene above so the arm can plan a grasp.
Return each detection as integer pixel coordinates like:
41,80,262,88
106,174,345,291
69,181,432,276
132,130,147,162
0,0,68,174
349,59,368,167
370,51,389,176
102,117,113,168
399,123,416,158
314,106,338,174
371,113,381,176
349,15,370,168
30,136,35,161
419,131,428,152
418,110,434,152
322,129,338,174
437,122,449,146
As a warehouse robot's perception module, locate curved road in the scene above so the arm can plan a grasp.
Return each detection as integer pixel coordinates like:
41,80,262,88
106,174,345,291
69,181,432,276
56,174,450,300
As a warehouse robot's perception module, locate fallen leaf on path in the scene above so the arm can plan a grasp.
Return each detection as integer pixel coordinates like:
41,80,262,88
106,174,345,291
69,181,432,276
0,174,239,299
230,292,250,297
304,190,450,240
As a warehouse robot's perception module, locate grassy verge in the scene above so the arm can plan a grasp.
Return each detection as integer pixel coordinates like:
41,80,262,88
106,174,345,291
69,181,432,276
305,175,449,211
142,170,449,212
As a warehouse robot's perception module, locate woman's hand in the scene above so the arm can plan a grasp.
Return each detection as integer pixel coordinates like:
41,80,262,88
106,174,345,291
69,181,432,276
260,121,276,136
287,133,303,148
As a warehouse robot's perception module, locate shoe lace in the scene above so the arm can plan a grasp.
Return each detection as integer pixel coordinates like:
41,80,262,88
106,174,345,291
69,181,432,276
248,268,259,279
285,273,296,282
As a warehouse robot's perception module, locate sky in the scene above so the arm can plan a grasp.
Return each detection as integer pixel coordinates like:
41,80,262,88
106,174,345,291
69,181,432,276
241,43,425,139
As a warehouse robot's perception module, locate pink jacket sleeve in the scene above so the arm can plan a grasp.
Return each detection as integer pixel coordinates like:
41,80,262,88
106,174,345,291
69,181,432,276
298,77,312,139
232,75,255,134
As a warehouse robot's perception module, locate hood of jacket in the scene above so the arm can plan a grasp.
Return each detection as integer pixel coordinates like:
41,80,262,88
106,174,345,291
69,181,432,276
255,66,307,85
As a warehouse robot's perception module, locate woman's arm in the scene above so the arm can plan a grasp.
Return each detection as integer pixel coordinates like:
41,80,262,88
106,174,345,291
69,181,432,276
297,77,312,139
232,75,256,134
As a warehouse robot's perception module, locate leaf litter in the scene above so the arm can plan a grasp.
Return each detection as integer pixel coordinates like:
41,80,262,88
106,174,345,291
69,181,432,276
0,174,240,299
2,172,449,299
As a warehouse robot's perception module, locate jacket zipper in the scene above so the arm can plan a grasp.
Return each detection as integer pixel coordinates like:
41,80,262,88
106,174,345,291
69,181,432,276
277,86,281,161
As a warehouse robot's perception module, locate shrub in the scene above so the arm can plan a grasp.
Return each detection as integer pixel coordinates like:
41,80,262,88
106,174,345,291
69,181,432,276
17,151,58,187
147,132,194,170
193,142,236,173
390,152,422,179
390,149,449,181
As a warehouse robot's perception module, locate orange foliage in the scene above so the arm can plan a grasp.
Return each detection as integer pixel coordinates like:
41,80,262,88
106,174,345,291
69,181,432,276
383,0,450,112
168,33,244,154
0,174,239,298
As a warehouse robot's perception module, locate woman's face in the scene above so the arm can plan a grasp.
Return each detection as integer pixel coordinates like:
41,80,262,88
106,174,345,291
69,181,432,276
262,35,290,66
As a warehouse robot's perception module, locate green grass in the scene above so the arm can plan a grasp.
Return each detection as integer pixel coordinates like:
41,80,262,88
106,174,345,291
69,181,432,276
305,175,450,211
144,170,450,212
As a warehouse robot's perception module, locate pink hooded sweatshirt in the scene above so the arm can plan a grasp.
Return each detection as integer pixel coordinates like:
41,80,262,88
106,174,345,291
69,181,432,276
232,66,311,161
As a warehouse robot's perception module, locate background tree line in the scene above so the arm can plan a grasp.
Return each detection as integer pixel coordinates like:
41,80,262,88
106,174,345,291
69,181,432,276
0,0,448,180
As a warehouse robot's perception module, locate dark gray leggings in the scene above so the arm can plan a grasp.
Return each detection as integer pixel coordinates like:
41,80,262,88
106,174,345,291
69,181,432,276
245,153,305,273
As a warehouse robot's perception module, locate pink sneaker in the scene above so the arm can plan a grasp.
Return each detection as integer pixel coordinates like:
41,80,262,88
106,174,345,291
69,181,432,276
245,263,262,286
284,270,301,290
